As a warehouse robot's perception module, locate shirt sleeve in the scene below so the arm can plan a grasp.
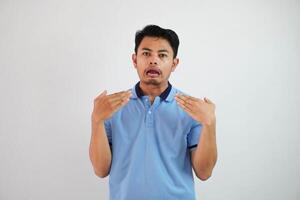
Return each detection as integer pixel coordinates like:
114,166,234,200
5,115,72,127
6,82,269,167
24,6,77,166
187,120,202,152
104,119,112,150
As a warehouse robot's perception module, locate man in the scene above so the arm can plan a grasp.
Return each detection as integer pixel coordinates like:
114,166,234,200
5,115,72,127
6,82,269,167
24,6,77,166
89,25,217,200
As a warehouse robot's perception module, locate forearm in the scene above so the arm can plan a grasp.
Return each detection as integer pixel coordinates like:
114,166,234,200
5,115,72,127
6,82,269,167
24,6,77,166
193,120,217,178
89,117,112,178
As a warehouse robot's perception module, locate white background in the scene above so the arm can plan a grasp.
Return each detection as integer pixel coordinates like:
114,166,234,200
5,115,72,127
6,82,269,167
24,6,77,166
0,0,299,199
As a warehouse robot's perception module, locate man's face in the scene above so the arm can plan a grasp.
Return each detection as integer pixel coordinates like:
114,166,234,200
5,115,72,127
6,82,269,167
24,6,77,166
132,36,179,86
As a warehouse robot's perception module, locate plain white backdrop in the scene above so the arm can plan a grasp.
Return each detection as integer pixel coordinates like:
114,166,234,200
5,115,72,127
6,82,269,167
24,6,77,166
0,0,299,199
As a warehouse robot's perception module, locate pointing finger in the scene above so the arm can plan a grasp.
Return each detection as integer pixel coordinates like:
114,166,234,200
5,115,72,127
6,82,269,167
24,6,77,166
110,92,131,103
95,90,107,100
175,94,200,105
108,91,132,101
175,95,193,107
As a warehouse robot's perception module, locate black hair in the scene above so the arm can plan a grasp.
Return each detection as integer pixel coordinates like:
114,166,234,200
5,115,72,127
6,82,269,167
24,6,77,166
134,25,179,58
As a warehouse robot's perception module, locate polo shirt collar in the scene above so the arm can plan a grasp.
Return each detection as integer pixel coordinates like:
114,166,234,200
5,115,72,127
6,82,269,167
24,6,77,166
131,81,174,102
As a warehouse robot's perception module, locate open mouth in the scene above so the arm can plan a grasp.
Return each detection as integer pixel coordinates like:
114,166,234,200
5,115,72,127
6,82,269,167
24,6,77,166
146,68,161,77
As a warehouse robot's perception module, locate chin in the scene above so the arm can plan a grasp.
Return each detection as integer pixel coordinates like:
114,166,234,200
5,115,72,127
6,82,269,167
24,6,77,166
143,79,161,86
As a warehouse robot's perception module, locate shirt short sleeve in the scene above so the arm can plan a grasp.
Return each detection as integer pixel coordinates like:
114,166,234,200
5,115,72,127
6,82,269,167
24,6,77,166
104,119,112,149
187,120,202,152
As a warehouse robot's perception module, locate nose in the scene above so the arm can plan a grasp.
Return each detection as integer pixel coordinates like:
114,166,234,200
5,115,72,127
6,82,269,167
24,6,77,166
150,61,157,65
149,55,158,65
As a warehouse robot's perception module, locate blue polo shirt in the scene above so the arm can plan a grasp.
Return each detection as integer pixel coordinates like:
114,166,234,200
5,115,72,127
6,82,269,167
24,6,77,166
104,82,202,200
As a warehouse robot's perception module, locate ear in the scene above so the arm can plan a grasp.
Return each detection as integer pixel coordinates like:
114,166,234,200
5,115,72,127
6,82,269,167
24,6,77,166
171,58,179,72
132,53,137,69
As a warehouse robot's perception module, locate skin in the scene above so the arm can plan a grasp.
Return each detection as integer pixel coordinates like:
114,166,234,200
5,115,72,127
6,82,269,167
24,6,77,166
175,94,217,180
90,36,217,180
132,36,179,103
89,90,131,177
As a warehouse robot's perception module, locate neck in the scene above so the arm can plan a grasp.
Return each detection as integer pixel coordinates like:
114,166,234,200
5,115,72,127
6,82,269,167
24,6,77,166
139,81,168,99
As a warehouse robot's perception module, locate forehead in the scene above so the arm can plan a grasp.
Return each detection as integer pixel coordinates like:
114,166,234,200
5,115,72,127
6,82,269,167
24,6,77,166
138,36,173,52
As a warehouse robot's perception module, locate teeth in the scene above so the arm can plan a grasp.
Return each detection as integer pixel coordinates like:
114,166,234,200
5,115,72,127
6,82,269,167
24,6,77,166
147,70,159,74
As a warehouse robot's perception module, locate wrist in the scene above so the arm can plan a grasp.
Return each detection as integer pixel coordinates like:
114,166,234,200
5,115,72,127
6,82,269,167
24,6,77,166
202,115,216,127
91,113,105,124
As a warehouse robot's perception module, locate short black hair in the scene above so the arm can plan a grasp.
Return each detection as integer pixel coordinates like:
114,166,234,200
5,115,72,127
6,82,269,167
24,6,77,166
134,25,180,58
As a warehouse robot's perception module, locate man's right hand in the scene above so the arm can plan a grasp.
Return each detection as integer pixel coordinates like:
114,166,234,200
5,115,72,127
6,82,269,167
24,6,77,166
92,90,132,123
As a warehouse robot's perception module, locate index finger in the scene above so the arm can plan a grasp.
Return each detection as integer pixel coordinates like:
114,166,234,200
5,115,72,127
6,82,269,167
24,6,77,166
108,90,132,100
175,93,199,102
95,90,107,100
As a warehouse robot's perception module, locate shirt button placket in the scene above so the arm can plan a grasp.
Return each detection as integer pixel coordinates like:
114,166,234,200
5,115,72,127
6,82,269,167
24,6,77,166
145,98,153,127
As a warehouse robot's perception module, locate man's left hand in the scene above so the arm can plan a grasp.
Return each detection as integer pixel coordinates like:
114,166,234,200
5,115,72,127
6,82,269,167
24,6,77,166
175,93,216,126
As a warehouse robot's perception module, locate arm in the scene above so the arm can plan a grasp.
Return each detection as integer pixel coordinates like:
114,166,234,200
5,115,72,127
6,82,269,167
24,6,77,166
191,119,217,181
175,94,217,181
89,90,131,178
89,117,112,178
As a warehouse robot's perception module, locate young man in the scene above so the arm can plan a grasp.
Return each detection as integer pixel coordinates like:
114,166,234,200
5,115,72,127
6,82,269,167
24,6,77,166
89,25,217,200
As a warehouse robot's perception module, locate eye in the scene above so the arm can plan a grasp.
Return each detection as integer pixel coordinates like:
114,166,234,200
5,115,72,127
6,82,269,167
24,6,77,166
142,52,150,56
159,54,167,58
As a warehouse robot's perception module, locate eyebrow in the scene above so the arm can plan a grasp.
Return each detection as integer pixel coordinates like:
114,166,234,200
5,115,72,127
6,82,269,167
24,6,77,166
141,48,169,53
